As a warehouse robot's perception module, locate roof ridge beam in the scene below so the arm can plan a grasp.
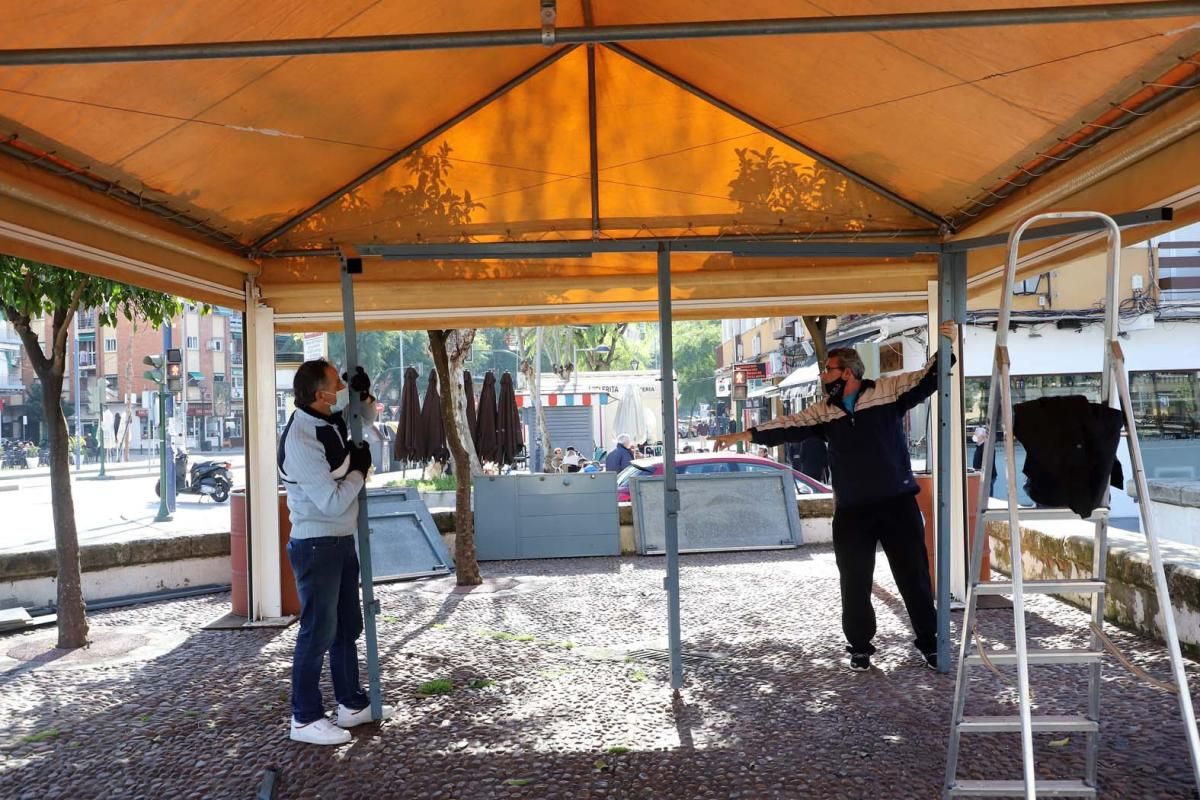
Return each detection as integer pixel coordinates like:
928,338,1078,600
605,43,948,231
249,45,577,253
3,3,1198,65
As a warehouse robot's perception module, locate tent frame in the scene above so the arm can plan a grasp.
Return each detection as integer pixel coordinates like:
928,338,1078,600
329,207,1169,702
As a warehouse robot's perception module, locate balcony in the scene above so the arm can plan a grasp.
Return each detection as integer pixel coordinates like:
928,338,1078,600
77,312,97,330
77,351,97,368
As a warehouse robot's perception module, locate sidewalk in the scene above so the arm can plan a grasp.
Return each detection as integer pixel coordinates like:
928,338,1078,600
0,548,1197,798
0,448,245,482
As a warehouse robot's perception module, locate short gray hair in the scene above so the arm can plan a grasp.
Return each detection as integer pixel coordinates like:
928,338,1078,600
826,348,865,379
616,433,633,447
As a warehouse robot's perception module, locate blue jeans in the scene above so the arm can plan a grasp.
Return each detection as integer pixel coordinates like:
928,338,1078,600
287,536,369,724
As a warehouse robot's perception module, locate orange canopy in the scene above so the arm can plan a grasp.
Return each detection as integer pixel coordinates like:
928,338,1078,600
0,1,1197,328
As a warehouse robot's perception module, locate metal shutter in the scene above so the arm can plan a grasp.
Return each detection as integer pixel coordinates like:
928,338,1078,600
524,405,594,459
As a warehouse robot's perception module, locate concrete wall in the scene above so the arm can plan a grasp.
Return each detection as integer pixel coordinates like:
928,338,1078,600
1146,480,1200,548
987,516,1200,657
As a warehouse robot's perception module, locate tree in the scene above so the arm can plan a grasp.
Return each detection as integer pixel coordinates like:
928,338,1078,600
671,321,721,412
427,329,482,586
1,257,181,648
515,327,554,472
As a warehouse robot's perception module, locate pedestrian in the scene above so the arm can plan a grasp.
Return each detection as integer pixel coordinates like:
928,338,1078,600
277,360,394,745
713,322,958,672
603,433,635,473
972,424,998,496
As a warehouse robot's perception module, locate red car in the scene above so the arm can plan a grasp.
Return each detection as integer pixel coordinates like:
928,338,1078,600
615,452,831,502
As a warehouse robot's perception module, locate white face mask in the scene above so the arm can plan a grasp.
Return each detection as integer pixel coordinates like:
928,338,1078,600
320,387,350,413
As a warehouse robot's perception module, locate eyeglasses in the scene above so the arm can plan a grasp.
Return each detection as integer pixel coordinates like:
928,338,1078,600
822,364,845,374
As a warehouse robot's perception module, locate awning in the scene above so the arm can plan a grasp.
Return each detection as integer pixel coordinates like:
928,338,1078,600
0,3,1193,327
747,383,779,399
188,371,204,381
779,363,821,390
516,392,611,409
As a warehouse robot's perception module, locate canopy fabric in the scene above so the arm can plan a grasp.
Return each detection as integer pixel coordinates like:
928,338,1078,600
0,2,1198,326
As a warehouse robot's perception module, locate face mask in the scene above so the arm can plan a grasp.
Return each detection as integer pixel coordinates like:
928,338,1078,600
320,387,350,412
823,376,847,400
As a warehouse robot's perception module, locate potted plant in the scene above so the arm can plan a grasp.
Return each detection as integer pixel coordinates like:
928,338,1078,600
24,442,40,468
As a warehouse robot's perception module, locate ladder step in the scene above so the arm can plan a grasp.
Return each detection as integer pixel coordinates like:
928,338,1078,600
965,648,1104,667
974,579,1106,596
982,507,1109,523
958,715,1098,734
948,779,1095,797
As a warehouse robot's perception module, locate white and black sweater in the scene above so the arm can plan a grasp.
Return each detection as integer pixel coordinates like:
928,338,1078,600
277,407,364,539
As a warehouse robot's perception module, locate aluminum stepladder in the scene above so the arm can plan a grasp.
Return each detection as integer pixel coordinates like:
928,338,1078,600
943,211,1200,798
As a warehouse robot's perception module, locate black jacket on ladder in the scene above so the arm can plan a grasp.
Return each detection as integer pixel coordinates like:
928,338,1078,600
1012,394,1125,518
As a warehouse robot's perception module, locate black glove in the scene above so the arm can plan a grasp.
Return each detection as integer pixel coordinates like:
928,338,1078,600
348,441,372,476
343,366,372,402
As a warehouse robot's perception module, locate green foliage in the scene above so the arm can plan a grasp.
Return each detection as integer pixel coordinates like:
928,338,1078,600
383,476,457,492
605,746,631,755
416,679,453,696
20,728,61,743
504,778,532,787
672,320,721,412
467,677,495,689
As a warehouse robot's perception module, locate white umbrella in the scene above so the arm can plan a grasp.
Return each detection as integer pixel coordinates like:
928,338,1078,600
612,384,647,446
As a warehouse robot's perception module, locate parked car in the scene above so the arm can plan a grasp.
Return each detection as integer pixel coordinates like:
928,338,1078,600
615,452,832,503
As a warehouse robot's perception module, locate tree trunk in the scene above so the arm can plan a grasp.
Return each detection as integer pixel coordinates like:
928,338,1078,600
518,357,553,471
428,329,482,586
802,316,831,372
41,370,89,648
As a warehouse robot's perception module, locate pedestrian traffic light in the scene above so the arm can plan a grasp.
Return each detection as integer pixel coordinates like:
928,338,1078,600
143,354,164,384
166,362,183,395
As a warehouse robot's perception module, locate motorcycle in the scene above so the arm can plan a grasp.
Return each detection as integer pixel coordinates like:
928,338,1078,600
155,449,232,503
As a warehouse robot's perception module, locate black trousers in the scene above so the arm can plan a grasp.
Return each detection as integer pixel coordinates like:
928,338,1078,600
832,493,937,656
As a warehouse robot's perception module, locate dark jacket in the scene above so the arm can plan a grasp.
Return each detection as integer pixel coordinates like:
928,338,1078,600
604,444,634,473
750,354,944,509
1012,395,1124,518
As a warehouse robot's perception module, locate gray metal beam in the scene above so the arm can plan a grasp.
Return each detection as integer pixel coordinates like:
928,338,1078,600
339,260,384,719
946,207,1174,252
657,244,684,691
935,251,967,673
605,43,948,231
673,240,942,258
3,3,1196,65
586,42,601,238
250,46,577,252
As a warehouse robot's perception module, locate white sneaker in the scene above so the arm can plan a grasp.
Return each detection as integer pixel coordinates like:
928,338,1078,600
290,716,351,746
336,703,396,728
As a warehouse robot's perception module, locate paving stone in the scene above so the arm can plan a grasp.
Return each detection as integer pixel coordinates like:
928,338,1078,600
0,549,1198,797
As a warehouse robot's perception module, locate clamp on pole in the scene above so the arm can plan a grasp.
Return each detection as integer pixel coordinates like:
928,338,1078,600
540,0,557,45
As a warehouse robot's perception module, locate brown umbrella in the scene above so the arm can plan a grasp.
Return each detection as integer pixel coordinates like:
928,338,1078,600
462,369,478,445
393,366,422,463
497,371,524,466
474,371,499,463
418,368,448,462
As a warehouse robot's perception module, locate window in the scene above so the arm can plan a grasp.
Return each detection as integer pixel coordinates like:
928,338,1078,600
752,333,761,356
965,373,1102,425
104,337,117,352
213,373,225,383
677,462,735,474
1129,371,1200,444
186,335,199,350
208,338,223,352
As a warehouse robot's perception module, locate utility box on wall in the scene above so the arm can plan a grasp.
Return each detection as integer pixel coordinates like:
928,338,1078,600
473,473,619,560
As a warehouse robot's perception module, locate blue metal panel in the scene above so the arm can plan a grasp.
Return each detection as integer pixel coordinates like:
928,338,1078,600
364,487,454,581
632,472,801,554
473,473,619,560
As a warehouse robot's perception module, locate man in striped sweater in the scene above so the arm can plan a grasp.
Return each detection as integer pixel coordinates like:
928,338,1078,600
715,322,957,673
278,359,393,745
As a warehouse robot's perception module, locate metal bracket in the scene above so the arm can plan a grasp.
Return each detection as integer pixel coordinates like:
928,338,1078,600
540,0,557,45
369,599,381,615
662,575,676,592
664,488,681,515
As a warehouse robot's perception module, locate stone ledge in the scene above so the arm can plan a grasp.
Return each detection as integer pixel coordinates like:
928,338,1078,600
1,532,231,582
1145,479,1200,508
987,516,1200,657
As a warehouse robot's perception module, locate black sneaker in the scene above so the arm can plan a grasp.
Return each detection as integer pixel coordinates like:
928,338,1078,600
849,652,871,672
921,650,939,670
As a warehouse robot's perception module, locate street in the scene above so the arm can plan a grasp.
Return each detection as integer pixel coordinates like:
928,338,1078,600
0,453,246,554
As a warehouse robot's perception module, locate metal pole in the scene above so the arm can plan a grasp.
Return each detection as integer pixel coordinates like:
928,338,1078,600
164,322,176,514
181,305,189,450
154,324,172,523
934,253,965,673
3,3,1195,65
339,262,383,720
656,245,684,690
73,313,81,470
533,326,544,473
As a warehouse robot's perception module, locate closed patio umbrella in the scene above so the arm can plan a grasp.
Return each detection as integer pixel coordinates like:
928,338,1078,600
497,371,524,467
393,366,421,463
474,371,499,463
463,369,478,445
418,368,448,462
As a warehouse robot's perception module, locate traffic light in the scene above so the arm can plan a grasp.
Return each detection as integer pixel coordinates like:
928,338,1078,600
166,362,183,395
143,354,164,384
165,348,183,395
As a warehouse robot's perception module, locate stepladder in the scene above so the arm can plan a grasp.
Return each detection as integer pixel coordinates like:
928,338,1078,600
943,211,1200,799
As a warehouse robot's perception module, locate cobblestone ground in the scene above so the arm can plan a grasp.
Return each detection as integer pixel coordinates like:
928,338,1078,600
1,546,1198,799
